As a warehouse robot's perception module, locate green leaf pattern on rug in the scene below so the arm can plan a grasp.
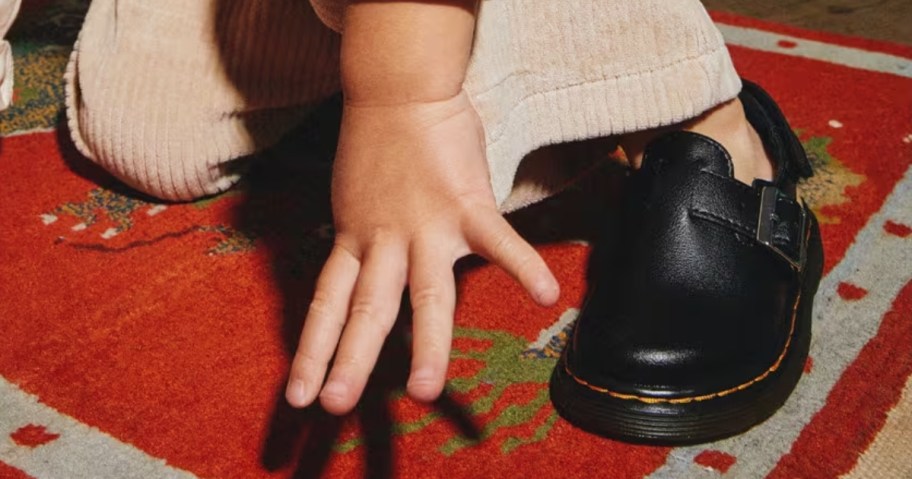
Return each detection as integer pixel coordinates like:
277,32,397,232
334,325,567,456
1,0,90,135
799,134,864,224
0,46,70,135
46,188,145,233
40,187,263,255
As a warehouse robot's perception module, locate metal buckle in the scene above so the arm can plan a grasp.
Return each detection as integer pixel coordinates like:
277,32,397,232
756,185,807,271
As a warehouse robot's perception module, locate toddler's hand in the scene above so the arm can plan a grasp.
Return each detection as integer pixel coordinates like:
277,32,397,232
285,92,559,414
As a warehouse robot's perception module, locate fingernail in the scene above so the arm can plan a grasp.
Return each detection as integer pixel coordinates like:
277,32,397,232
408,368,446,403
408,368,435,388
320,381,348,400
287,379,307,405
535,280,559,305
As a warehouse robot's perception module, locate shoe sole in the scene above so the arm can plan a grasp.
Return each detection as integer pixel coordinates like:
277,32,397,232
549,214,824,446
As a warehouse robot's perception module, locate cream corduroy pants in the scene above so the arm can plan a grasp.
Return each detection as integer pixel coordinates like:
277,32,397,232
64,0,741,209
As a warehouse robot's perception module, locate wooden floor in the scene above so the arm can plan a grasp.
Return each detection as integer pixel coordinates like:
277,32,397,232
704,0,912,46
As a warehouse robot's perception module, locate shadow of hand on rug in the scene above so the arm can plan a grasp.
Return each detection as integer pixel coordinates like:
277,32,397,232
258,321,483,479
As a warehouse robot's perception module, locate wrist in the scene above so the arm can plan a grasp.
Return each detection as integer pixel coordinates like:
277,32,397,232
339,91,475,145
340,0,477,106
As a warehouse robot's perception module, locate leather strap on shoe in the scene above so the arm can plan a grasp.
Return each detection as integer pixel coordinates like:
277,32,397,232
741,80,814,184
689,170,808,271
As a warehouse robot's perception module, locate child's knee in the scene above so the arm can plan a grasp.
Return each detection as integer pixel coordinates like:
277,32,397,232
68,104,242,201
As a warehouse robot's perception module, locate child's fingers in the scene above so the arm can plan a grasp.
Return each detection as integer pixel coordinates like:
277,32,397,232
286,245,361,408
406,238,457,402
319,242,408,415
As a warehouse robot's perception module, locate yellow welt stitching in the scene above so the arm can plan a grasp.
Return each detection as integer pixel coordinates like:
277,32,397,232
564,288,803,405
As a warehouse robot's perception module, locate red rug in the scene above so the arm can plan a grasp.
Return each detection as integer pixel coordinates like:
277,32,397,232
2,5,912,478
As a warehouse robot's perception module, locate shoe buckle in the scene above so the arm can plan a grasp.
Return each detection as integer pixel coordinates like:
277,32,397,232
756,185,807,271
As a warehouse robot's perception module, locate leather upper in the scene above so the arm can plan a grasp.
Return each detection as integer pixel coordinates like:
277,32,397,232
564,81,816,399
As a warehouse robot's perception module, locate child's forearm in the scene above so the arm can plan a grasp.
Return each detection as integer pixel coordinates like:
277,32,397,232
340,0,478,106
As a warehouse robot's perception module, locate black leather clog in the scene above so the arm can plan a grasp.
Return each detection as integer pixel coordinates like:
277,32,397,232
549,81,824,445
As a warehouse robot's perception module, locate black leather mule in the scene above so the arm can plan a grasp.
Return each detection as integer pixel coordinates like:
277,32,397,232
549,81,824,445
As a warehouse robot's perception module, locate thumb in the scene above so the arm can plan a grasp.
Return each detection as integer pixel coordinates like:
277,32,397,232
465,211,560,306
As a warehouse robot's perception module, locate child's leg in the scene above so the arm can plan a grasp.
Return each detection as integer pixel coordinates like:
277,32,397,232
459,0,742,210
65,0,341,201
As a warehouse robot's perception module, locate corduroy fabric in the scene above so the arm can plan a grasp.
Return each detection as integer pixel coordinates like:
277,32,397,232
0,0,21,110
64,0,341,201
65,0,741,207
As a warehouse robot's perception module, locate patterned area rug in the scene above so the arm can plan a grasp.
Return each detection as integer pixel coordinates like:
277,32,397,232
2,3,911,478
